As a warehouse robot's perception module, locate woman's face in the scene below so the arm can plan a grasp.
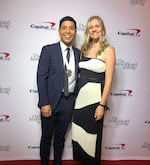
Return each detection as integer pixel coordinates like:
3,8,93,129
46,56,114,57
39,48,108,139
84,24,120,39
88,18,102,42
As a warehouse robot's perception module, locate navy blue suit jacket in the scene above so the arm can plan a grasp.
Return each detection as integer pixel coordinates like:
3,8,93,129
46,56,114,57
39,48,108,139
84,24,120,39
37,42,80,111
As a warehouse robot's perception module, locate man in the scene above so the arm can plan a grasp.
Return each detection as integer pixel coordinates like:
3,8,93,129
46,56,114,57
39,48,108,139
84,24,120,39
37,16,80,165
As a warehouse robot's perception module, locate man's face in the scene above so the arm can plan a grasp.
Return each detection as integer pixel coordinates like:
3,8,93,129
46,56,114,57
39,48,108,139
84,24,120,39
59,20,76,46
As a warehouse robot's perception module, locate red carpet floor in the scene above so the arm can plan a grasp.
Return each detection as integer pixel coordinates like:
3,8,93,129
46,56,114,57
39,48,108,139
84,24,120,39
0,160,150,165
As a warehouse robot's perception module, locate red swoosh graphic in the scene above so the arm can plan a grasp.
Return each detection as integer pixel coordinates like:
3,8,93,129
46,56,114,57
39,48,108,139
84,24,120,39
0,52,10,57
0,115,10,120
42,22,56,27
129,28,141,34
124,90,133,94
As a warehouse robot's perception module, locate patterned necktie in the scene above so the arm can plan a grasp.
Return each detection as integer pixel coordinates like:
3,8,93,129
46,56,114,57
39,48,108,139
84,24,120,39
64,48,70,97
66,47,70,63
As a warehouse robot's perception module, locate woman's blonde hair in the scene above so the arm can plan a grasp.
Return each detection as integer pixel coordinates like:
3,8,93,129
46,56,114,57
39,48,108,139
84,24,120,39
81,16,109,56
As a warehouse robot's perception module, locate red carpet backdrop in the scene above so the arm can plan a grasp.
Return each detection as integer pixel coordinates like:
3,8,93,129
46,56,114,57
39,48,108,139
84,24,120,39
0,0,150,161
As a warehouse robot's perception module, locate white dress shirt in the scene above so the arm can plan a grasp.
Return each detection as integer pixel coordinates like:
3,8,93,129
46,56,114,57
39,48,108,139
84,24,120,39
60,41,76,93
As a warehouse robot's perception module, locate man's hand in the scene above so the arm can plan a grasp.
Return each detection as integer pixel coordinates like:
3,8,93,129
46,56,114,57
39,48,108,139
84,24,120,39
41,105,52,117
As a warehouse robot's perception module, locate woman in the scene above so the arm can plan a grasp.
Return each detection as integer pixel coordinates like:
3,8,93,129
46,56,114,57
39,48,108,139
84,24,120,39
72,16,116,165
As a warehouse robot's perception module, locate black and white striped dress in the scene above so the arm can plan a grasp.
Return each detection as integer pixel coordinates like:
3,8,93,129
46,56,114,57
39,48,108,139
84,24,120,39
72,55,106,165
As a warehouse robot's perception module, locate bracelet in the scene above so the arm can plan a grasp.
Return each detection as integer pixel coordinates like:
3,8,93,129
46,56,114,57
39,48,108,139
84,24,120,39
98,103,110,111
98,103,105,108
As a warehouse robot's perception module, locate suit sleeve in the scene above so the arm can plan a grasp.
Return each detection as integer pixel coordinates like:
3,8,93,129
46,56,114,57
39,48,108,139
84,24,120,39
37,46,51,108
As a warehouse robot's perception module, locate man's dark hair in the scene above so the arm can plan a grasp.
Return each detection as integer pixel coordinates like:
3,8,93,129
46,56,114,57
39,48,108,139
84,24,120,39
59,16,77,29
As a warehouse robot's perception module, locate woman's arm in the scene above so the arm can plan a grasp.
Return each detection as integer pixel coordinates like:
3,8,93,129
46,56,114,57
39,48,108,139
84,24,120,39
100,46,116,105
94,46,116,121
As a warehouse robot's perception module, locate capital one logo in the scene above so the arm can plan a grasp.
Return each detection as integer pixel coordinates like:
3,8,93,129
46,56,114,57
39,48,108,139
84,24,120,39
105,143,126,150
30,21,56,30
111,89,133,96
118,28,141,37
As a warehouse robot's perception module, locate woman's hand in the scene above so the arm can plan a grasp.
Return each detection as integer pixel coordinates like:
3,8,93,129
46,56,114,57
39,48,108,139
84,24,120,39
94,105,105,121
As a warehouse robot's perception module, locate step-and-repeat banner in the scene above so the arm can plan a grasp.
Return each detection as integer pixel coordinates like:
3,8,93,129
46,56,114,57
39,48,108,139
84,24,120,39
0,0,150,161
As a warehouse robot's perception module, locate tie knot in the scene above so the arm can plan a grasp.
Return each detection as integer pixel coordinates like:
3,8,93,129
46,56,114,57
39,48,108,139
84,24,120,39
66,47,70,52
